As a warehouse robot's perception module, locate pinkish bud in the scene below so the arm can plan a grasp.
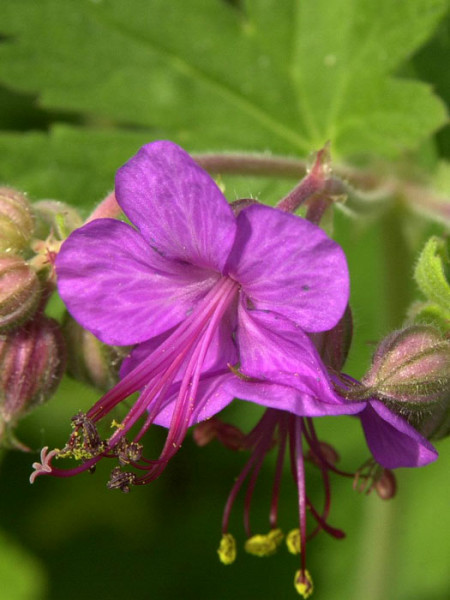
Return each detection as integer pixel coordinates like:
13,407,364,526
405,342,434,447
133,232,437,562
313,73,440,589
0,316,66,447
0,187,34,254
193,417,246,450
0,255,41,332
62,313,126,392
362,325,450,409
374,469,397,500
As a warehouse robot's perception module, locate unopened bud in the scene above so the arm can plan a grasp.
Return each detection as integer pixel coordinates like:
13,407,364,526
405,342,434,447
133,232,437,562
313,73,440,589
62,313,126,392
193,417,246,450
307,441,340,467
374,469,397,500
414,397,450,441
33,200,83,241
0,255,41,332
311,305,353,371
362,325,450,409
0,316,66,447
0,187,34,254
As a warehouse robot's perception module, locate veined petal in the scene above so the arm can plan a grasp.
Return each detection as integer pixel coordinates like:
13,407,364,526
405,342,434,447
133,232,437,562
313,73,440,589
226,379,364,416
56,219,219,345
120,307,238,427
235,304,364,416
153,372,236,427
226,204,349,332
360,401,438,468
120,307,238,379
115,141,237,272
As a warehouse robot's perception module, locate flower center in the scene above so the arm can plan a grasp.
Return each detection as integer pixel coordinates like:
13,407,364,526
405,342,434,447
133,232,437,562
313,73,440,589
39,276,240,487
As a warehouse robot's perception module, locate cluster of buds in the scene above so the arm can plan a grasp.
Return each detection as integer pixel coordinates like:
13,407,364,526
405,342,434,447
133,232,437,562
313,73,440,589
0,186,127,449
0,187,69,449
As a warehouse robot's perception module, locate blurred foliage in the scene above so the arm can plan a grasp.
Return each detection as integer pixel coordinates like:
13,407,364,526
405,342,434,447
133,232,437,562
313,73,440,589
0,1,449,599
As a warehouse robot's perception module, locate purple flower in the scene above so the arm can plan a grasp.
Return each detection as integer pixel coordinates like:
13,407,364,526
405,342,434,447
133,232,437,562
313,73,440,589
31,141,354,487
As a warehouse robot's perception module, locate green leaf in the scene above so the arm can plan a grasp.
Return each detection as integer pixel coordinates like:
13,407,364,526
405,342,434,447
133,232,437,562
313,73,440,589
0,0,447,159
0,126,151,208
414,236,450,313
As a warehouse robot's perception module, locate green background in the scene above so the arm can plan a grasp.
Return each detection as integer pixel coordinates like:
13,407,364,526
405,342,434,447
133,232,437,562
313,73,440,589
0,1,449,599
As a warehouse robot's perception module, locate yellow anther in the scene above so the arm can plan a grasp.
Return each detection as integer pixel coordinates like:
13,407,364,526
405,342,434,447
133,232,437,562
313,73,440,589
245,529,283,557
268,528,284,547
111,419,124,430
294,569,313,598
286,528,301,555
217,533,236,565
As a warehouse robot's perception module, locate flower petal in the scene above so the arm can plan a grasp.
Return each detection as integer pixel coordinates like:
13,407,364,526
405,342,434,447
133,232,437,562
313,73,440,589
360,401,438,468
56,219,219,345
153,372,236,427
115,141,237,272
235,304,364,416
120,307,238,379
120,308,238,427
225,379,363,416
226,204,349,332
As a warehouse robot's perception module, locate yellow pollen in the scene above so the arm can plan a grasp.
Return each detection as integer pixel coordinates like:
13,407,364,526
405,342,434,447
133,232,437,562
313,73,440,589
286,529,301,554
217,533,236,565
111,419,124,430
294,569,314,598
245,529,284,557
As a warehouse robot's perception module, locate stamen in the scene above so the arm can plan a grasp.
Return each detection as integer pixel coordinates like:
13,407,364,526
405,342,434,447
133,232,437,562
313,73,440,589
245,529,284,557
217,533,237,565
294,569,314,598
293,418,308,577
286,529,301,555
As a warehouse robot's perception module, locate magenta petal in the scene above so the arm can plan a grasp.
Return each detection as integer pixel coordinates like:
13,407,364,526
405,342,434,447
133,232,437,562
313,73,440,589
153,372,235,427
361,401,438,468
120,308,237,379
235,304,364,416
226,378,363,416
115,141,237,272
226,204,349,332
56,219,219,345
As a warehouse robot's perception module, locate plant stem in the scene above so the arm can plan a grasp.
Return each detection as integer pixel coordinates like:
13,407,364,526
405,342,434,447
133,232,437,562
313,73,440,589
84,153,449,226
353,495,399,600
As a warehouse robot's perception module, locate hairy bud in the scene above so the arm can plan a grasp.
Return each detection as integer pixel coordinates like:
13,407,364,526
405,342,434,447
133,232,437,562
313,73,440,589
362,325,450,409
0,255,41,332
0,316,66,447
62,312,126,392
0,187,34,254
311,305,353,371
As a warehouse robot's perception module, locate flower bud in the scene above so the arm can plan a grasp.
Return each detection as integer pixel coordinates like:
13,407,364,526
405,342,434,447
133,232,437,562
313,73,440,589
0,255,41,332
62,312,126,392
193,417,246,450
311,305,353,371
362,325,450,409
0,316,66,447
415,398,450,441
0,187,34,254
32,200,83,241
374,469,397,500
